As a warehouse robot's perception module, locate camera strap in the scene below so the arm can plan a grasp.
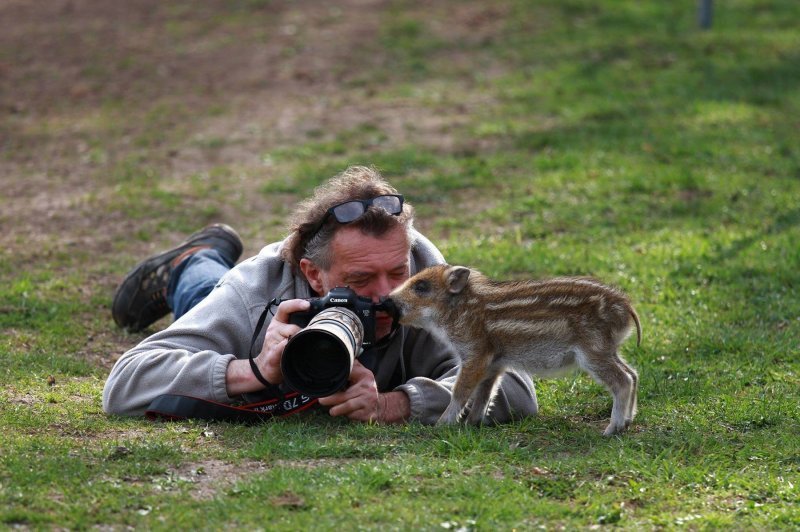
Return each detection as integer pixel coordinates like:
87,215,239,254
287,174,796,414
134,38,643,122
145,300,321,424
145,392,318,424
247,301,278,389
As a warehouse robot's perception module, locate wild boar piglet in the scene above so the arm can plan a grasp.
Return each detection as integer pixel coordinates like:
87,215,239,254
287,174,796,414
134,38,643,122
388,264,641,435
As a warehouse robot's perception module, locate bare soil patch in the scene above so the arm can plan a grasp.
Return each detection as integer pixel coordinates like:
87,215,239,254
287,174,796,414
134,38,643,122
170,458,268,501
168,457,364,501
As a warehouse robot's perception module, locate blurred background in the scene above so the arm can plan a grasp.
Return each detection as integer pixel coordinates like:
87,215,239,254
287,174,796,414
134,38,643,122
2,0,799,375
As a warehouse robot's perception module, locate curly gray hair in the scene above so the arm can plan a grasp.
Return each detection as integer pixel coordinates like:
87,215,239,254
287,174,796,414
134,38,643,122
281,166,416,271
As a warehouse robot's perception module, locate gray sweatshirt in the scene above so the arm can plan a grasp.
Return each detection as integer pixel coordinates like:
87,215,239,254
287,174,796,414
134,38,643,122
102,231,539,424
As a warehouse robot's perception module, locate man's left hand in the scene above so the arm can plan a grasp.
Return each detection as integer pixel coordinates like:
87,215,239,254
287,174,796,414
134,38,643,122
318,361,409,423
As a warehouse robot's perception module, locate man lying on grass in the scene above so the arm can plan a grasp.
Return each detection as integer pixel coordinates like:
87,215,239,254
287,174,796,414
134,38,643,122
103,165,538,424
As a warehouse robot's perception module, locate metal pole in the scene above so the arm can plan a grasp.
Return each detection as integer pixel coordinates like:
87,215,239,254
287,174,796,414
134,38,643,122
698,0,713,29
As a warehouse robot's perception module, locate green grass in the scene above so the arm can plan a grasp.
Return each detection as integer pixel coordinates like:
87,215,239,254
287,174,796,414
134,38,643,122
1,0,799,529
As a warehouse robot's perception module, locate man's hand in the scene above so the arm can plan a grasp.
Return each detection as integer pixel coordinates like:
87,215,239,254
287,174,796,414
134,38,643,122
318,360,410,423
225,299,309,396
254,299,310,385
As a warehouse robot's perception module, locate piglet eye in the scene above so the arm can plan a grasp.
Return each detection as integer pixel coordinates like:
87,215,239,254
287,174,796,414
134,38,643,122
413,280,430,295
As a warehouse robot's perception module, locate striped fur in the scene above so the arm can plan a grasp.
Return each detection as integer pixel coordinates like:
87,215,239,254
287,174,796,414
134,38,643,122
388,265,641,435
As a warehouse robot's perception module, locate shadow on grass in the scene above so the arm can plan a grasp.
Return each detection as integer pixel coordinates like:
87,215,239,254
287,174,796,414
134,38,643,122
707,206,800,266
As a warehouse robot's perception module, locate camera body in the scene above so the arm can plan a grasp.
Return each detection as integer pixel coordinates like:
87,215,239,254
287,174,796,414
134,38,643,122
288,286,388,347
281,287,398,397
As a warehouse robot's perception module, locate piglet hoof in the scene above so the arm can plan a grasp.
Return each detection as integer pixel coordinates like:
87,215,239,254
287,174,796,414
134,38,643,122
602,423,626,436
436,403,465,425
465,412,485,426
436,410,462,426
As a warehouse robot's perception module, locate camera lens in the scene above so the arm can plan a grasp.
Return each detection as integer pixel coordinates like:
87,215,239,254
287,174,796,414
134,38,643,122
281,307,364,397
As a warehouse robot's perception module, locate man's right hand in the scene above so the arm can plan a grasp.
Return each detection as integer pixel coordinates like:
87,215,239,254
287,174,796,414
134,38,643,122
225,298,310,395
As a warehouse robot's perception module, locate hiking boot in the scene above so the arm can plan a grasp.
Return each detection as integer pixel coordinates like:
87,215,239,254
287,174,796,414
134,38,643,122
112,223,243,332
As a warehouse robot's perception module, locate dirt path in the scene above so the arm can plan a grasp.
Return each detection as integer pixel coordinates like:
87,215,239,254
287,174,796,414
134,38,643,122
1,0,498,267
1,1,373,258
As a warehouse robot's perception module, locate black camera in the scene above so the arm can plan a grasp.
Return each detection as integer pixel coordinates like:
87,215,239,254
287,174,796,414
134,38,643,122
280,287,398,397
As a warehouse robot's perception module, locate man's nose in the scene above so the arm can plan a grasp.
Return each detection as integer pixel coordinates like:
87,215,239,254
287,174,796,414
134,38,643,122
370,276,393,303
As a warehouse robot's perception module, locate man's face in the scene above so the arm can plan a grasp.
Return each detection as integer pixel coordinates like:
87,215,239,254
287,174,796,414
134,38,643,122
302,224,411,339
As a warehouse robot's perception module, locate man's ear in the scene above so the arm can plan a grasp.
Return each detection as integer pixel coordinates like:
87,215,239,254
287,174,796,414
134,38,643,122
299,258,325,296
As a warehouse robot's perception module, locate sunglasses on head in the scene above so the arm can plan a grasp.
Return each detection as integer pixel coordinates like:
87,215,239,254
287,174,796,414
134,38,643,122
309,194,404,237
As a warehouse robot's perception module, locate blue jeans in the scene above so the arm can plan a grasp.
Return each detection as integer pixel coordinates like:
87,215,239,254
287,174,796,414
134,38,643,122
166,249,234,319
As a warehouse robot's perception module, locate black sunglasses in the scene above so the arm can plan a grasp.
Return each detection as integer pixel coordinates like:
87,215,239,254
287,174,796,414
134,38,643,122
308,194,404,237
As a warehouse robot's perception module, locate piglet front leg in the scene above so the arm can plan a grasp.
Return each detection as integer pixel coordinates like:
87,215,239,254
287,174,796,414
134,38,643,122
464,369,504,425
436,356,490,425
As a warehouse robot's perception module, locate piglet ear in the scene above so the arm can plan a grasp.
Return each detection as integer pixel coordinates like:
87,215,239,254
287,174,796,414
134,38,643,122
445,266,471,294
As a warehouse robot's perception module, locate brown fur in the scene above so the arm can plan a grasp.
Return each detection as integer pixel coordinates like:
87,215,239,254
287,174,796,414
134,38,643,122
388,264,641,435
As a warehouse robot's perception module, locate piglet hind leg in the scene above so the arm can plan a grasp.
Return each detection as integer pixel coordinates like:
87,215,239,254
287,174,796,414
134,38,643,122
618,354,639,423
581,351,637,436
